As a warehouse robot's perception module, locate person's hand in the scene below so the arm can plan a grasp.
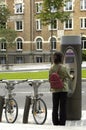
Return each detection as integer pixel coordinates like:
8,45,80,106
67,89,73,97
72,75,75,80
70,74,74,80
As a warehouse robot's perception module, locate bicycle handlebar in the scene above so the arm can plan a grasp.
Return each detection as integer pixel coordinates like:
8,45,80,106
0,79,48,87
0,79,28,85
27,79,48,87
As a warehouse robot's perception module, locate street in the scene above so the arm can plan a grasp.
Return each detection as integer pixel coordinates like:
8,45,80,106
14,81,52,109
0,81,85,110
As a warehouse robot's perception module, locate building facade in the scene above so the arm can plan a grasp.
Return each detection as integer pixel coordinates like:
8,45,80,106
0,0,86,64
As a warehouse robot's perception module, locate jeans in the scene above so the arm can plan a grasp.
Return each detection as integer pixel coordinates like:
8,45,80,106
52,92,67,125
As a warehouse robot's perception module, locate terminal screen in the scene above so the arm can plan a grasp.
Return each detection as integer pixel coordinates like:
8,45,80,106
65,56,74,63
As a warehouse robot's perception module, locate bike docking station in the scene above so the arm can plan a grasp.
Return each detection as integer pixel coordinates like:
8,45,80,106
23,79,48,125
61,35,82,120
0,96,4,122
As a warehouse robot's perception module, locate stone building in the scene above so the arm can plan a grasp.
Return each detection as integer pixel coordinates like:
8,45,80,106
0,0,86,64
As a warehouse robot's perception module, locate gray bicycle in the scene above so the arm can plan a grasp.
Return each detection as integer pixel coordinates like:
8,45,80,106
23,79,48,125
0,79,28,123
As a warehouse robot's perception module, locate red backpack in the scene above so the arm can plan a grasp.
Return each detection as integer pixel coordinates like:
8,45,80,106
49,66,63,89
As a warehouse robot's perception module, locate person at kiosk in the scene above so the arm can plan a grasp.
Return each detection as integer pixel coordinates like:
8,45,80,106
49,51,74,126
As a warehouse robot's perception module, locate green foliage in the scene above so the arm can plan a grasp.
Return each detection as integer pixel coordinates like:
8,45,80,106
38,0,70,25
0,28,17,69
0,5,17,68
0,28,17,46
0,5,17,45
0,6,10,28
82,50,86,61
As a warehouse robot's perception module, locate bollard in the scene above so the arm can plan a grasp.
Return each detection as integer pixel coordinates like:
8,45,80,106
23,96,31,123
0,96,4,122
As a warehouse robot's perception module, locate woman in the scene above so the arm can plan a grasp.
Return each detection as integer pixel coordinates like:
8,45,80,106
49,51,73,126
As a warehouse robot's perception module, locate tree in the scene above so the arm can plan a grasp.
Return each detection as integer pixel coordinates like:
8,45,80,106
0,6,10,28
0,6,17,69
38,0,70,63
0,28,17,69
38,0,70,25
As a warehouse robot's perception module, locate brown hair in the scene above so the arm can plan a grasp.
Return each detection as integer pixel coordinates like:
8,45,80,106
53,51,63,64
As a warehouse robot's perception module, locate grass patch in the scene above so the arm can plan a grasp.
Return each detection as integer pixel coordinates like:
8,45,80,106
82,69,86,78
0,69,85,80
0,71,49,80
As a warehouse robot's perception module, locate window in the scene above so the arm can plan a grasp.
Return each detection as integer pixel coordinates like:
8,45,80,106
64,0,73,11
16,38,23,51
35,2,42,13
50,37,56,50
15,21,23,31
0,22,6,28
50,5,57,13
16,56,23,64
36,57,42,63
82,39,86,49
1,42,6,51
0,0,5,3
0,3,5,8
0,57,6,64
80,18,86,29
15,3,23,14
64,19,73,30
49,19,57,30
36,19,42,30
80,0,86,10
36,38,42,50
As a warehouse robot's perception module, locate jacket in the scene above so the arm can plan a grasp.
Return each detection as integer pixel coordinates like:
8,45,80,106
49,63,72,93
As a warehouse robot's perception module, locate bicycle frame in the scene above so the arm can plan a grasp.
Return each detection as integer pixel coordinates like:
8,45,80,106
0,79,28,123
23,79,48,124
27,79,48,98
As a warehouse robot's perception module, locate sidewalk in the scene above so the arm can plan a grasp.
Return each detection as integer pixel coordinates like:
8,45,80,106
1,109,86,130
82,61,86,68
0,61,86,72
0,63,51,72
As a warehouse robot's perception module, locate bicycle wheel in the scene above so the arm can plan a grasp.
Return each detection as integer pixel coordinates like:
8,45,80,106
5,98,18,123
32,98,47,125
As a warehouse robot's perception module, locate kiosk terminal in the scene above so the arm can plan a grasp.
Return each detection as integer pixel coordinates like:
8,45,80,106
61,35,81,120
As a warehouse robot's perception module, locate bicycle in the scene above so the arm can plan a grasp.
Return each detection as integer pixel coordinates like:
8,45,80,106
0,79,28,123
23,79,48,125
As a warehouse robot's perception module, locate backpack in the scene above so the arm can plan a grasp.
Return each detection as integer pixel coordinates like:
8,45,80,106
49,66,63,89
